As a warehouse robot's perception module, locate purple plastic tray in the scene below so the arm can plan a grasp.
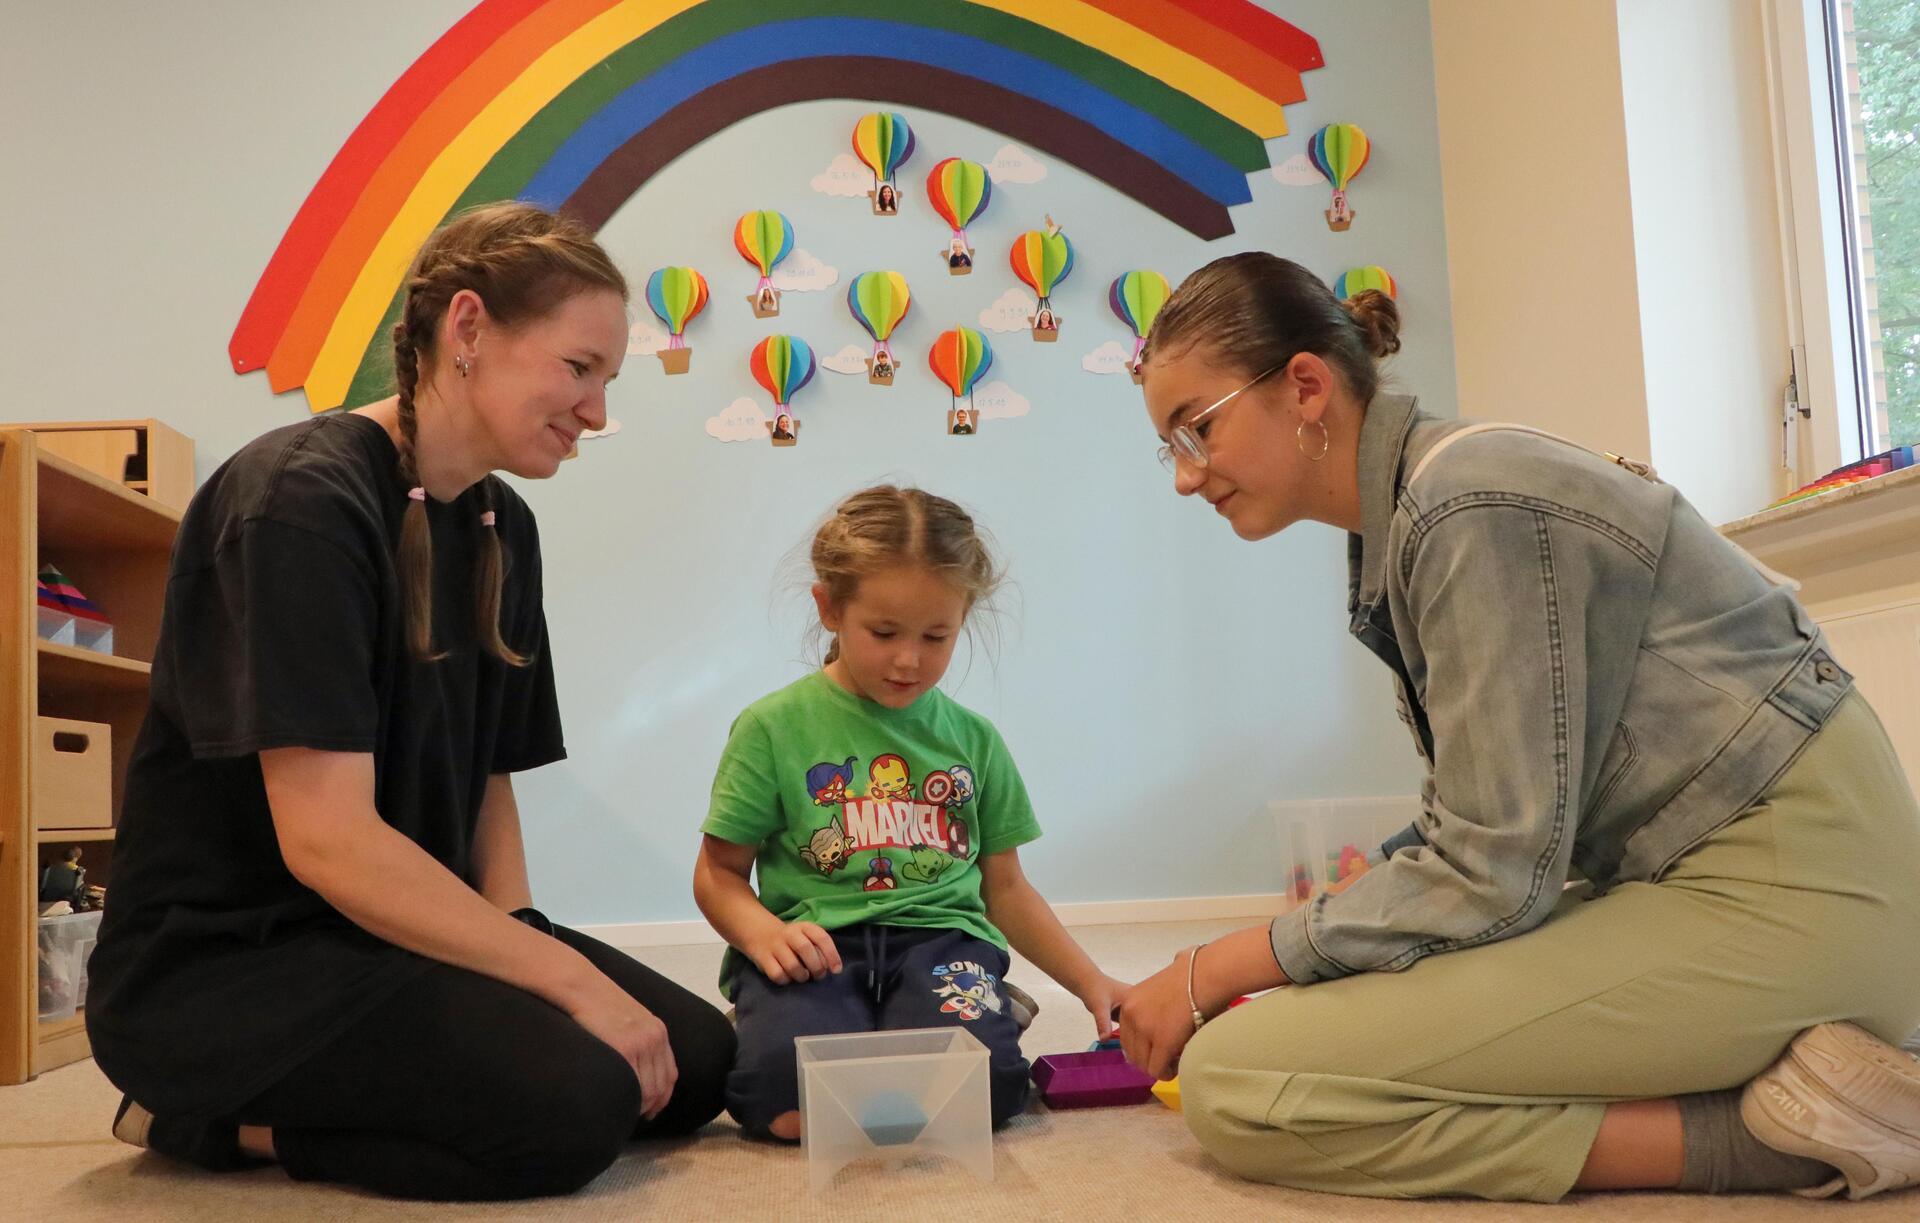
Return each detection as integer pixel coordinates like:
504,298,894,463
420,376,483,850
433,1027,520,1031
1030,1049,1157,1109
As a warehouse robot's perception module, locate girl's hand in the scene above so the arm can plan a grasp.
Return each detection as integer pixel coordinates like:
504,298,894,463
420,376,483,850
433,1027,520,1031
1075,973,1131,1041
1114,954,1201,1081
745,920,844,985
568,979,678,1120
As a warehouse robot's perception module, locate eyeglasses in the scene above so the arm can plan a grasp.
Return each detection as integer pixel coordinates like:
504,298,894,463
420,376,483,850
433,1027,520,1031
1156,362,1285,472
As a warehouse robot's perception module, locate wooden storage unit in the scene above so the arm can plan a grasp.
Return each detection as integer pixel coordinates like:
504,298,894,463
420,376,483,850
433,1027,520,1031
9,419,195,514
1,424,187,1083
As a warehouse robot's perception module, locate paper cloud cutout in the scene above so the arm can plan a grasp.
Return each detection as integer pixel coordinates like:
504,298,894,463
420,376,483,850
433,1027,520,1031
705,397,770,443
579,419,622,440
979,288,1038,334
973,380,1031,422
821,344,872,375
1271,153,1324,187
810,152,872,198
771,248,839,292
627,319,667,356
987,144,1047,185
1080,341,1135,375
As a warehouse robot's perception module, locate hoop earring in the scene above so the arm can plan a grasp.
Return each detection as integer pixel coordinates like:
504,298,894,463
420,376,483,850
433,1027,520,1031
455,355,471,378
1297,418,1330,461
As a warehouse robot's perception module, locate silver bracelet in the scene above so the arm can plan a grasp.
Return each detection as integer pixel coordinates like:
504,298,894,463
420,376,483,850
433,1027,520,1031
1184,944,1207,1033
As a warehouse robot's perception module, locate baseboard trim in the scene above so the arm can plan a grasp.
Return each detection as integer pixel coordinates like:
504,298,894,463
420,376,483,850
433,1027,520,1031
575,893,1288,949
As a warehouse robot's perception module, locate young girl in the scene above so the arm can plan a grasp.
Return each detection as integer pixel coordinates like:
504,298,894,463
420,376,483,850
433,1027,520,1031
695,485,1127,1139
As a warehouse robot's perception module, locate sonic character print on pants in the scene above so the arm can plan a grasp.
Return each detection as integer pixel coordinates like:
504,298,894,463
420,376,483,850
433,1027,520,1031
932,961,1003,1021
796,752,976,880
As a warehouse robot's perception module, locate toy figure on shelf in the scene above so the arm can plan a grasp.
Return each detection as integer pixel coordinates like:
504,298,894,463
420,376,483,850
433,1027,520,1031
39,845,102,911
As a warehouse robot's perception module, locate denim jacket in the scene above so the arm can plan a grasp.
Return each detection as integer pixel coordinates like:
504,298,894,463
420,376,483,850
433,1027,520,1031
1269,393,1855,985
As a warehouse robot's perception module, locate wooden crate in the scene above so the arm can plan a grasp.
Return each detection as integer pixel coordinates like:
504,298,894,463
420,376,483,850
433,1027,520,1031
30,716,113,831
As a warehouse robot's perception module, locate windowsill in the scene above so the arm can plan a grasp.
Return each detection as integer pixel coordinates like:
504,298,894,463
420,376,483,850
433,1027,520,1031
1719,466,1920,612
1721,464,1920,545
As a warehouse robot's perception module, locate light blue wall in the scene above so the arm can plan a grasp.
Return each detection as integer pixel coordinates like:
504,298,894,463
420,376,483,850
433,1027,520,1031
3,2,1451,924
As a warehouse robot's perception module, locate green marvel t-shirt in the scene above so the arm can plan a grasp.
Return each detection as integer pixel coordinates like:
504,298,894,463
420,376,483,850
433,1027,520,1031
703,670,1041,997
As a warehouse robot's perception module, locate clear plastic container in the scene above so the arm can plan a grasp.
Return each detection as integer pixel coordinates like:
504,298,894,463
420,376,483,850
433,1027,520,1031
796,1027,993,1191
37,910,103,1021
1272,795,1422,904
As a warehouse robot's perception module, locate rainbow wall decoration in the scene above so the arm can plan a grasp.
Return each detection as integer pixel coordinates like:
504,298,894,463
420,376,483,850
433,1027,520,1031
230,0,1325,411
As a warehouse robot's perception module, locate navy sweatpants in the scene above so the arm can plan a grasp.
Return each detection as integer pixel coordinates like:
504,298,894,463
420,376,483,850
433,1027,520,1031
725,924,1030,1137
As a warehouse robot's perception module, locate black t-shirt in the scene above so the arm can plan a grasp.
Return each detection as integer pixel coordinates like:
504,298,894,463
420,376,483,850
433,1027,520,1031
86,412,565,1119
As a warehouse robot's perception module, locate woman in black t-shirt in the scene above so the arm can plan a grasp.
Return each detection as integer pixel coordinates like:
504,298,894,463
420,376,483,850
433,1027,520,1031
87,204,734,1201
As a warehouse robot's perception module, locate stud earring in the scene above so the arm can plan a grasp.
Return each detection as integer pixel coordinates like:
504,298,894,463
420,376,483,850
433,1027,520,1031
455,355,471,378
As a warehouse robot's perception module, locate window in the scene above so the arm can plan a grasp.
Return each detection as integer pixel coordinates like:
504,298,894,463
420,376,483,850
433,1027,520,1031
1770,0,1920,478
1832,1,1919,453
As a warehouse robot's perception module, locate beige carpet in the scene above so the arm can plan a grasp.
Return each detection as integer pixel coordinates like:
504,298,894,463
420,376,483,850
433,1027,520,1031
1,918,1904,1221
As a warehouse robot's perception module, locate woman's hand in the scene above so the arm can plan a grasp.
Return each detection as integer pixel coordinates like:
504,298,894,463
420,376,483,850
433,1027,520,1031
1115,953,1202,1081
568,977,678,1120
743,920,843,985
1075,972,1131,1041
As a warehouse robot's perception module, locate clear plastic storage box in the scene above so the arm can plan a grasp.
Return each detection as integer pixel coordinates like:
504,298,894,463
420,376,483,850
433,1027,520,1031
1272,795,1422,904
37,909,103,1021
797,1027,993,1191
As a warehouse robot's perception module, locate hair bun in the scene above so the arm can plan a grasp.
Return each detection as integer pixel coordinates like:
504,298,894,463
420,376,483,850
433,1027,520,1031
1342,290,1403,358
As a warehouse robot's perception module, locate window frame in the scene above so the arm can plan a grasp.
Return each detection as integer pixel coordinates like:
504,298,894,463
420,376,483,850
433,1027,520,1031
1763,0,1881,481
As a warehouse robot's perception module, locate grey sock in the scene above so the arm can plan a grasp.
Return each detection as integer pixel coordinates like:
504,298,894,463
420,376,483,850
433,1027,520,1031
1677,1088,1832,1193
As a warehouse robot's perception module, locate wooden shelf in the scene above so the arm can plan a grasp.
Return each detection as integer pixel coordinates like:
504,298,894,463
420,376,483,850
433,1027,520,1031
32,828,115,845
35,448,181,555
36,640,151,692
34,1009,91,1074
4,424,191,1086
37,1012,83,1041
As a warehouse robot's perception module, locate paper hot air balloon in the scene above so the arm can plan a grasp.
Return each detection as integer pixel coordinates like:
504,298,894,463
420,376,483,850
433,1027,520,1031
644,266,708,374
1010,216,1074,340
1308,123,1370,231
734,210,796,316
929,326,993,404
854,111,915,215
1108,269,1171,381
930,327,993,436
926,158,992,275
749,334,816,407
847,271,911,384
1334,265,1397,301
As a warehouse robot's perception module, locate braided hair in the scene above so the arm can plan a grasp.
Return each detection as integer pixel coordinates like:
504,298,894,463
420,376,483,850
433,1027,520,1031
385,202,627,663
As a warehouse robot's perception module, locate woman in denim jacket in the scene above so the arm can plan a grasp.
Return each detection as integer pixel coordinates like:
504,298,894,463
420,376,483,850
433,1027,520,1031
1117,252,1920,1203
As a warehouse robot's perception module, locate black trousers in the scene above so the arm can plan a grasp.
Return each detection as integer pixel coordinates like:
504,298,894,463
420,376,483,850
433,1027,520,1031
726,923,1030,1137
236,925,734,1200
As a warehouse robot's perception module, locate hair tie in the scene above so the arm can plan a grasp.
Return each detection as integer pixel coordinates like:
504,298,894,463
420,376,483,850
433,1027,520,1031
480,510,496,527
407,486,426,502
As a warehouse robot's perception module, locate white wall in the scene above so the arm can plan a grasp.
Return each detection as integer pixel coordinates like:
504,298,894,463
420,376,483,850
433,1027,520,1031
1430,0,1651,457
1618,0,1791,525
1430,0,1792,526
2,3,1448,926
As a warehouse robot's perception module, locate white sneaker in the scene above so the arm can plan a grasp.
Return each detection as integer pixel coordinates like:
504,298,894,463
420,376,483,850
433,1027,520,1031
1741,1021,1920,1200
